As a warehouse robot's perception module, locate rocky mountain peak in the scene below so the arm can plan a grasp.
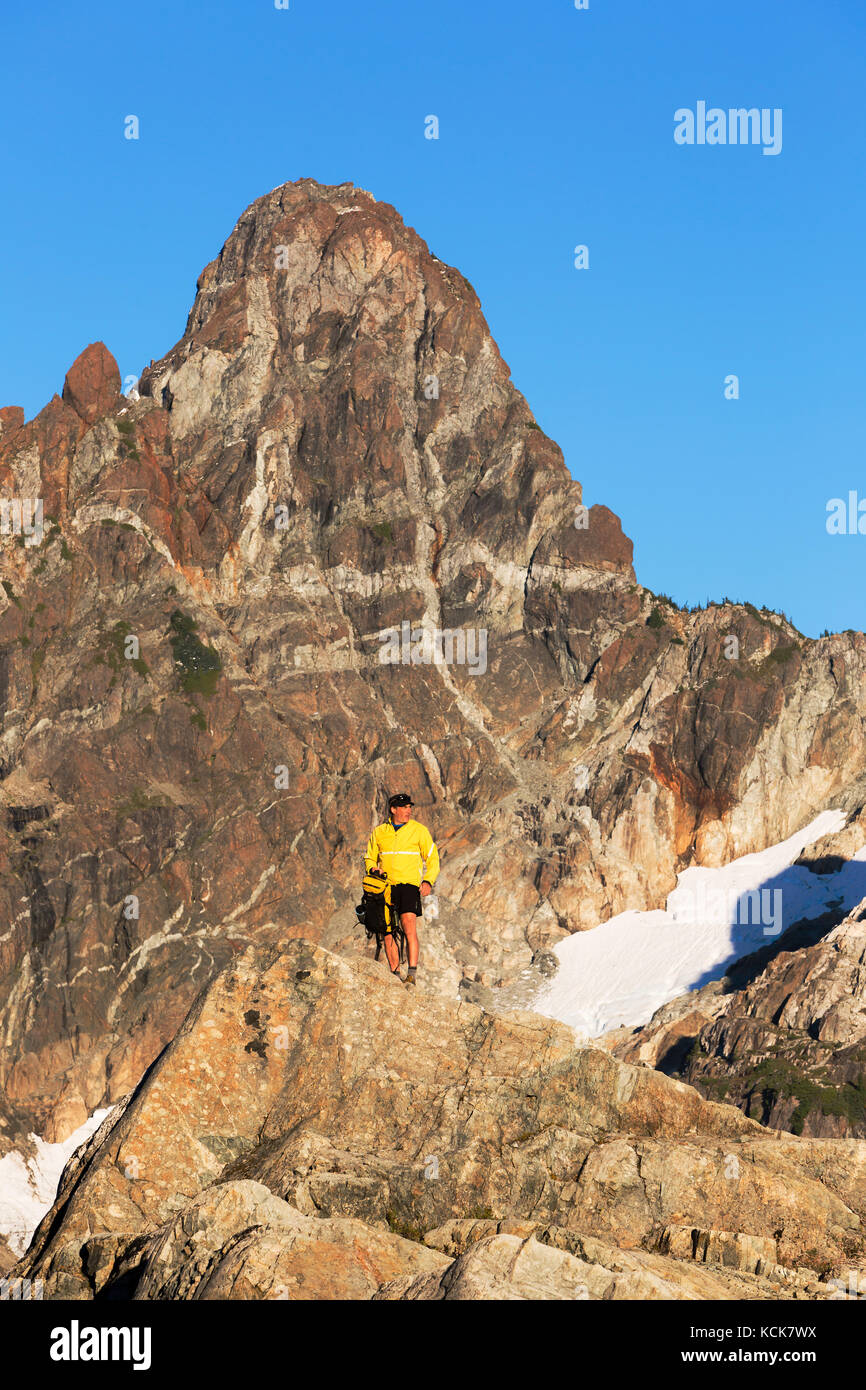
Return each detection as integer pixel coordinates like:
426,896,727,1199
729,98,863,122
128,177,632,594
0,179,864,1178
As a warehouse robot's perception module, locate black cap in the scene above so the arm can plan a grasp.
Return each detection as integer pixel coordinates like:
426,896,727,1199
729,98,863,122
388,792,413,808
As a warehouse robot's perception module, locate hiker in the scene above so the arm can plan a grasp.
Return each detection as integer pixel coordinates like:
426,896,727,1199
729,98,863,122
363,793,439,988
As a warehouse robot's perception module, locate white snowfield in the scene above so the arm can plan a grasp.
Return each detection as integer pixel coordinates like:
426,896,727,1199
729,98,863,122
534,810,866,1040
0,1108,112,1258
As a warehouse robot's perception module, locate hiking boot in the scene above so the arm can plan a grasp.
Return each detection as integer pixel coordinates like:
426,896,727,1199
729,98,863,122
404,975,416,989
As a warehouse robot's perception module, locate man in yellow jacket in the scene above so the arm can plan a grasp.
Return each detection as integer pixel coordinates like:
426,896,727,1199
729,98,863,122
364,792,439,988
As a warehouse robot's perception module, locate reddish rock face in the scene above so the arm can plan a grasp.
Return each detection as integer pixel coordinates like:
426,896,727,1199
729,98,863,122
532,504,634,575
61,342,121,427
0,407,25,442
0,178,864,1149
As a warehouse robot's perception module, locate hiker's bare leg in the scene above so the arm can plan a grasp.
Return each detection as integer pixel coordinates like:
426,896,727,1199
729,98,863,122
401,912,419,969
383,932,400,972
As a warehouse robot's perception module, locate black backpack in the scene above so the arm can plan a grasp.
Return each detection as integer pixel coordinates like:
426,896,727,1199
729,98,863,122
355,869,406,964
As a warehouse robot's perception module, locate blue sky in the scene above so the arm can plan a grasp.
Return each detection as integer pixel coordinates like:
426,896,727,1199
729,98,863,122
1,0,864,636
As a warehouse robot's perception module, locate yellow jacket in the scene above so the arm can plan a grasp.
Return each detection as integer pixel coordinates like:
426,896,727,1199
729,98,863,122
364,818,440,888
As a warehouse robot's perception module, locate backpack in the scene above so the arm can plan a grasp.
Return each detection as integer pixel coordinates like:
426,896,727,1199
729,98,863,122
355,869,406,964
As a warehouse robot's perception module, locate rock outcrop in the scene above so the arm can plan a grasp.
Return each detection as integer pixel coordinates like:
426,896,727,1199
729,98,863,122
609,892,866,1139
12,941,866,1299
61,344,122,430
1,178,866,1155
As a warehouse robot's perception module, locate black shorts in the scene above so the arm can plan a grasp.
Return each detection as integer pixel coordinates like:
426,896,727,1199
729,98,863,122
390,883,422,917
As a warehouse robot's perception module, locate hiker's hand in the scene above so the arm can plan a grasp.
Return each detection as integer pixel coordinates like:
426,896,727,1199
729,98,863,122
420,881,432,897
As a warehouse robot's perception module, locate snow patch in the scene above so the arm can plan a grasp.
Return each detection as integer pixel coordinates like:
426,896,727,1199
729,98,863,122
0,1108,114,1257
534,811,864,1038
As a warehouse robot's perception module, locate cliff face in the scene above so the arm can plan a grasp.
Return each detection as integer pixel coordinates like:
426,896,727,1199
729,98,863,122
1,177,865,1151
13,941,866,1300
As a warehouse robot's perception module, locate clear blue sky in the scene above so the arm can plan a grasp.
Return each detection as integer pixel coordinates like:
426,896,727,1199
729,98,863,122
2,0,864,637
